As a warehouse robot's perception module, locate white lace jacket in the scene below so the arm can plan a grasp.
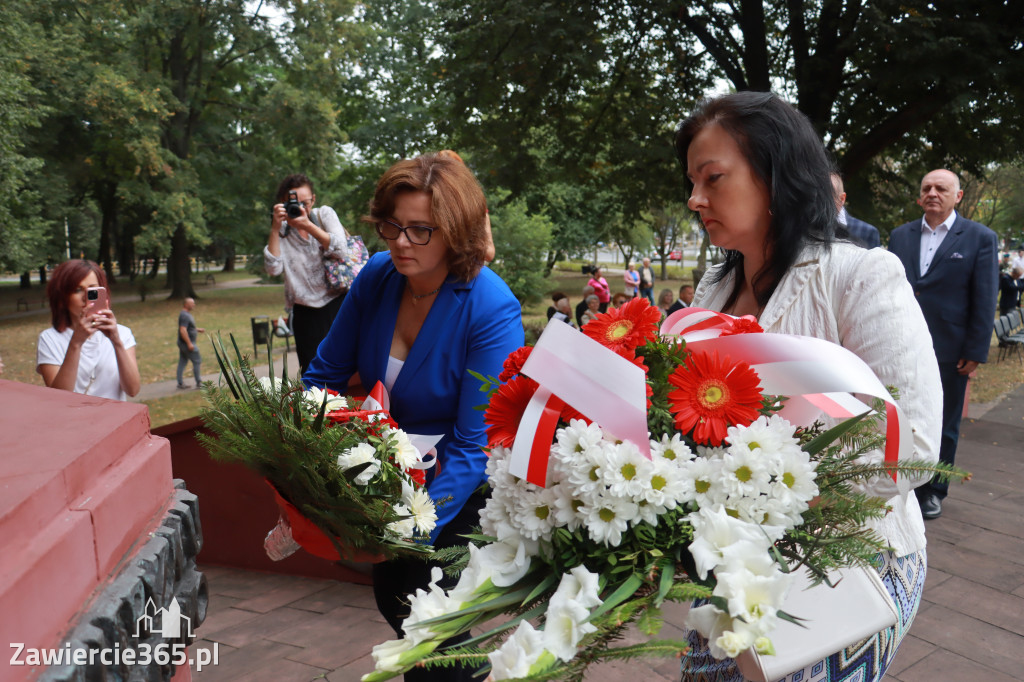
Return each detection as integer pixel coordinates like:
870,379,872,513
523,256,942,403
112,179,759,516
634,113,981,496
694,242,941,555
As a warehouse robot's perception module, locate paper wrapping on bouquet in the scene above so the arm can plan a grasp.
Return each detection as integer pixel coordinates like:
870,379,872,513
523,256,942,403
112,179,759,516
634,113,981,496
661,308,910,493
510,319,650,486
267,482,385,563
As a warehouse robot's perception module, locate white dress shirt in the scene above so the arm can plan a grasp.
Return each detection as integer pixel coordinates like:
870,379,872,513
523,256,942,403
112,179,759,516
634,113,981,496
919,211,957,276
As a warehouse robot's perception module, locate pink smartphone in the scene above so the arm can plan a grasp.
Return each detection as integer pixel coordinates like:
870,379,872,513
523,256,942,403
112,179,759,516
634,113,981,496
85,286,110,315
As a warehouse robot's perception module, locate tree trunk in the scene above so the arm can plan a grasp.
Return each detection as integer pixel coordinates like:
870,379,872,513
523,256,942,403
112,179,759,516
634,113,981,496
222,253,235,272
38,266,47,286
166,224,196,299
97,182,118,284
20,271,31,289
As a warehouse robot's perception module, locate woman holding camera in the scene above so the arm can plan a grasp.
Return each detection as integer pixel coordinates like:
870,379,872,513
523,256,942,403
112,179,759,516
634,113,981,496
264,173,350,374
36,259,140,401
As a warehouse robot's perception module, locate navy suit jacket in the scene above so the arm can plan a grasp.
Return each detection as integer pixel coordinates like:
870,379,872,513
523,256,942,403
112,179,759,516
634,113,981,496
888,214,998,364
845,213,881,249
303,252,524,540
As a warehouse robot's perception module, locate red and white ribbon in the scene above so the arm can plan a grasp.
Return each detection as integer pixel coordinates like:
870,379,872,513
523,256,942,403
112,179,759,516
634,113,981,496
661,309,910,492
361,382,441,472
510,319,650,486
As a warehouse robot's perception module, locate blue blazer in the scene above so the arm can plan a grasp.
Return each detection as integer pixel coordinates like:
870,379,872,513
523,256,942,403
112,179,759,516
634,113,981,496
845,214,881,249
888,214,998,364
303,252,525,541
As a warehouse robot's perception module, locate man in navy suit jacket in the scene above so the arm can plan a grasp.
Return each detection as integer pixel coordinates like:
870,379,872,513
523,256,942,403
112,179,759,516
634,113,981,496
831,173,880,248
889,169,999,519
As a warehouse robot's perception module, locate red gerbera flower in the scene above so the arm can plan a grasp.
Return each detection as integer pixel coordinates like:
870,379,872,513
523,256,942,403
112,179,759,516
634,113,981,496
582,297,661,353
484,375,538,448
722,316,764,336
499,346,533,383
667,351,763,446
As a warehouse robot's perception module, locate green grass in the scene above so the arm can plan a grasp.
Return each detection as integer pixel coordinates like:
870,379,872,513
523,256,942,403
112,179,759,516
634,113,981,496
5,261,1018,426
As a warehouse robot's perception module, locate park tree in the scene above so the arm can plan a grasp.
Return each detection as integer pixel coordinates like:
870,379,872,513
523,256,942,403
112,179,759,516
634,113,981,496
426,0,1024,235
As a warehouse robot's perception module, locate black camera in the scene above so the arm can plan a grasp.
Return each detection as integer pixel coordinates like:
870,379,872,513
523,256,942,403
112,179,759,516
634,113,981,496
284,190,304,219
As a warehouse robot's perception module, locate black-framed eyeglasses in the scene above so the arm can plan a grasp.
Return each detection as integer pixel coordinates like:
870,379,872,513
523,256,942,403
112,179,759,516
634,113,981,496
376,219,436,246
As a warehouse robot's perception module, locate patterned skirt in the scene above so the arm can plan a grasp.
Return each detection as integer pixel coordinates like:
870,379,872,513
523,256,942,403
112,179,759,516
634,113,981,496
680,549,927,682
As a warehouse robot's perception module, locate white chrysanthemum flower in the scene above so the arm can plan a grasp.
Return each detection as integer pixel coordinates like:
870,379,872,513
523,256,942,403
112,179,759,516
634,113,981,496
384,427,420,470
580,493,638,547
303,385,347,412
258,376,285,396
553,419,607,462
651,432,694,463
387,503,416,539
719,446,772,500
336,442,380,485
641,457,692,509
561,441,613,501
479,498,519,543
489,621,547,679
725,414,797,456
402,484,436,535
542,597,597,662
744,495,804,533
486,446,517,489
550,483,585,531
767,446,818,508
513,486,558,541
687,505,775,579
601,441,654,499
680,455,727,509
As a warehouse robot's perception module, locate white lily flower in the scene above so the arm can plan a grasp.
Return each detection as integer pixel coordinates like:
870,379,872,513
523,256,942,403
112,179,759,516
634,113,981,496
488,621,546,679
337,442,380,485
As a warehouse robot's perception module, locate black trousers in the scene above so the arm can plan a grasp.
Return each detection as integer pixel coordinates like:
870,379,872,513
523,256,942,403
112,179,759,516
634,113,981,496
292,294,344,375
917,361,969,501
372,491,488,682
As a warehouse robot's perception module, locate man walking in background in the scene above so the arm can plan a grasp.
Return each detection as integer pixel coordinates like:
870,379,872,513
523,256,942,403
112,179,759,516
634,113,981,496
889,169,998,519
639,258,655,304
177,297,205,389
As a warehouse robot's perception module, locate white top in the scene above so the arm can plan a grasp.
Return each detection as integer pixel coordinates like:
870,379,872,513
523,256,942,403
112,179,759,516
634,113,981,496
264,205,349,309
919,210,957,276
694,243,942,555
37,325,137,401
384,355,405,394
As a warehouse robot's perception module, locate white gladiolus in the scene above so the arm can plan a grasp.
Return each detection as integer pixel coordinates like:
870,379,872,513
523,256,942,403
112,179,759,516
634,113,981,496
552,565,603,610
403,568,452,644
475,538,533,587
337,442,380,485
367,637,416,674
688,505,776,580
542,596,597,662
488,622,546,679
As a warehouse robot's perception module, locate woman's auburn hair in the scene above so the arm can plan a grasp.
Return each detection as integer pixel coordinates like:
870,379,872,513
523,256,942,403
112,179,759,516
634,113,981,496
363,153,490,281
674,91,838,309
47,259,107,332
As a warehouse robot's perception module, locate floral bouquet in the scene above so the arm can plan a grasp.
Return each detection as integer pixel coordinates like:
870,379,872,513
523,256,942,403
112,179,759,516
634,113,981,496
362,299,963,681
199,335,437,562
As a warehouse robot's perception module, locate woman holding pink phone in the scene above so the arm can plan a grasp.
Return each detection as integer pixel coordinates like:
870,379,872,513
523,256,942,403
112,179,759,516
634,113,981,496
36,259,141,401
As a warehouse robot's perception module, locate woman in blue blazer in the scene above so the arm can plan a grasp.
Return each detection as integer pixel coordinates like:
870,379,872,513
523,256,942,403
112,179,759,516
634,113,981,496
303,153,523,681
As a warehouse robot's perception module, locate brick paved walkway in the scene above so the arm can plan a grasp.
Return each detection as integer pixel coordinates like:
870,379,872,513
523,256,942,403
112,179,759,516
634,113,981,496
189,384,1024,682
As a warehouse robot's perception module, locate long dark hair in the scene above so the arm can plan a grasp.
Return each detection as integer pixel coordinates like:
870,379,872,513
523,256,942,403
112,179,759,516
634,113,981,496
674,91,838,309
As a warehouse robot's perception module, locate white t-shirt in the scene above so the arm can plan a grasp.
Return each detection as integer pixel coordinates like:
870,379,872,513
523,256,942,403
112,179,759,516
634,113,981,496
37,325,137,401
